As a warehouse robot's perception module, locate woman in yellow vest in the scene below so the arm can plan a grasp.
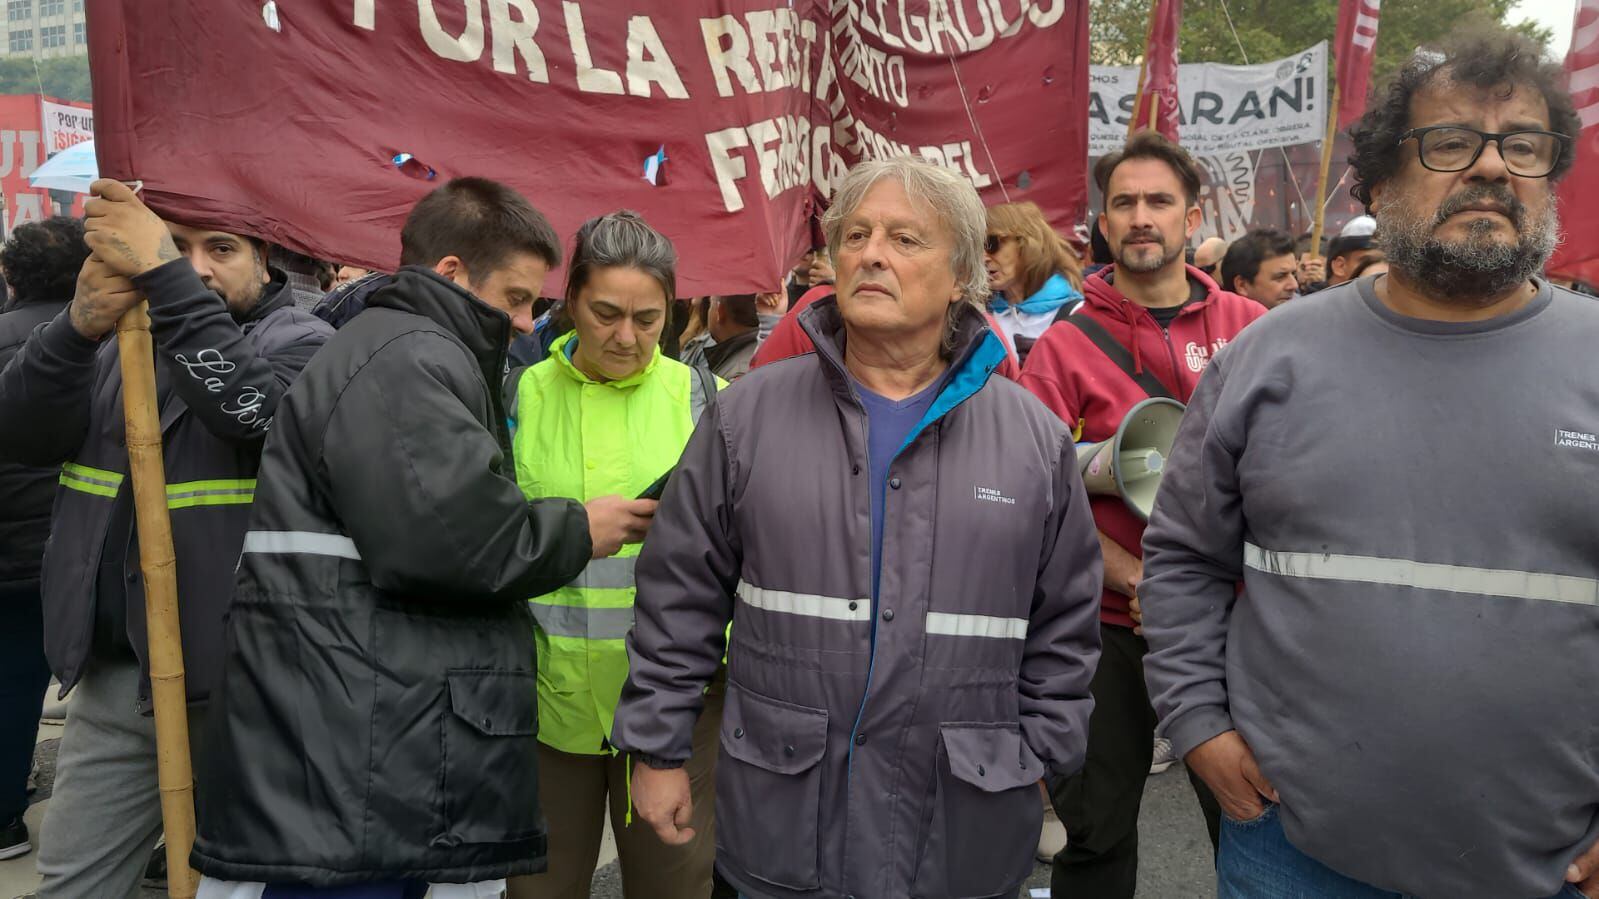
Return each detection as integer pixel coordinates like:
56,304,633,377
506,211,722,899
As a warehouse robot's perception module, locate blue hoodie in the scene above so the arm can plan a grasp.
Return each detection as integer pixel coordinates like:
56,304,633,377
988,272,1083,362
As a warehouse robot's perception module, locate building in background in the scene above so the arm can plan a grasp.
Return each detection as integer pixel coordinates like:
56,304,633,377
1,0,86,59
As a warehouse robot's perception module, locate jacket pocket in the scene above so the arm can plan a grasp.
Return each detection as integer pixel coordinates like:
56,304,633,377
911,723,1046,899
716,680,828,891
437,669,542,846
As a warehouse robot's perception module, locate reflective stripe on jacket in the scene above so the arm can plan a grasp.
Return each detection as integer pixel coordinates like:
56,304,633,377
192,267,593,885
612,299,1104,899
0,262,333,705
512,331,717,755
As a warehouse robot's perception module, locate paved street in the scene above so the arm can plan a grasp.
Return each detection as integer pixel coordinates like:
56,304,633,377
3,696,1214,899
586,763,1218,898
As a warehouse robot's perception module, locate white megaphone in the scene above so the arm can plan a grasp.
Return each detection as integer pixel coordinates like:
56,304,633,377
1075,397,1186,520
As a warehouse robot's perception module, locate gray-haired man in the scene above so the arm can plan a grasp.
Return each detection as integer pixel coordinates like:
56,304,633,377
612,156,1104,899
1142,27,1599,899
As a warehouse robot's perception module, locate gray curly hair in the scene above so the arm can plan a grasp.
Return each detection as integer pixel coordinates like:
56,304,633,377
821,156,991,319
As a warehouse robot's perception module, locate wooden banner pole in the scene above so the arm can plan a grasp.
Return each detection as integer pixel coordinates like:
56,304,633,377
1127,0,1162,139
116,300,199,899
1309,81,1343,259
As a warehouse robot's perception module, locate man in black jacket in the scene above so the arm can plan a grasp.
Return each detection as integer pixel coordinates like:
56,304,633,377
190,177,655,896
0,216,89,861
0,180,333,899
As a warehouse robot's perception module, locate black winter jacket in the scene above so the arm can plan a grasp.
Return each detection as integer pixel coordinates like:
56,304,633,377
0,299,68,587
0,262,332,705
192,267,593,885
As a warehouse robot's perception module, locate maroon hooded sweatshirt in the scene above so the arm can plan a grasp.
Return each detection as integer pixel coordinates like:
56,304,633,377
1020,263,1265,627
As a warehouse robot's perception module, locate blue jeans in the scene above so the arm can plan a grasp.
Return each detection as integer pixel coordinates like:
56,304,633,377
1217,804,1586,899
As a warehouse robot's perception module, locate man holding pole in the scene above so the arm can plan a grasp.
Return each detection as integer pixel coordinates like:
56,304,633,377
0,179,333,899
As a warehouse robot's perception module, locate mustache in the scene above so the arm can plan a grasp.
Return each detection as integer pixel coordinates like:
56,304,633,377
1121,229,1164,245
1434,185,1525,228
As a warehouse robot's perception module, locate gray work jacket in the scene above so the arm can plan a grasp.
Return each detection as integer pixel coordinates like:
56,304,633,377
613,298,1104,899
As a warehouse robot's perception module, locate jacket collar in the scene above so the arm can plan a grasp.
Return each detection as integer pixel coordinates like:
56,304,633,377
702,326,758,371
548,330,661,389
990,272,1083,316
1083,263,1220,318
369,266,512,377
799,296,994,376
797,295,1006,449
237,269,295,330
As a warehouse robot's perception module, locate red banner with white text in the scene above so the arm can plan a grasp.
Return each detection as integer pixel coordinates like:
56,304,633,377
0,94,92,240
87,0,1088,296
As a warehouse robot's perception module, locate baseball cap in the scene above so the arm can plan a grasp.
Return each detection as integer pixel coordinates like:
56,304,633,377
1328,215,1376,258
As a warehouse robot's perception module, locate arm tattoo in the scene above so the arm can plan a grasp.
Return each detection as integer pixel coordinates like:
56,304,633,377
70,301,101,338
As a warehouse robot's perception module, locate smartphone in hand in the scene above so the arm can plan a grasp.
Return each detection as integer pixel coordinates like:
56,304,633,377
637,469,673,501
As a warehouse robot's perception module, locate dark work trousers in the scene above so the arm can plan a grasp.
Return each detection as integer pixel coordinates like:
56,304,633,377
1049,622,1222,899
0,580,51,821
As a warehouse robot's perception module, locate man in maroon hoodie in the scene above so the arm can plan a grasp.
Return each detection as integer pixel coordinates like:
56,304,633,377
1021,131,1265,898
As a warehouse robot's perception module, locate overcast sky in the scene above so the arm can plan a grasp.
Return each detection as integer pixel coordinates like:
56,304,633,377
1514,0,1577,56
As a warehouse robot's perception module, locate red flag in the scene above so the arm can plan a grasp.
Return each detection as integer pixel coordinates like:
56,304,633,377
1334,0,1381,131
1130,0,1182,141
85,0,1092,297
1549,0,1599,285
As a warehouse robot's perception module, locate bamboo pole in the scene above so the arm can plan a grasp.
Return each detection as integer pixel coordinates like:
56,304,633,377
116,300,199,899
1309,81,1342,261
1127,0,1162,139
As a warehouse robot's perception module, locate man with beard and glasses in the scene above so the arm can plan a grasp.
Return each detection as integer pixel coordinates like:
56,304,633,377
0,180,332,898
1020,131,1263,899
1140,26,1599,899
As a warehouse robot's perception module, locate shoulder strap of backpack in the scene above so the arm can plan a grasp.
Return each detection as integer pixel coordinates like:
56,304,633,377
1060,314,1176,401
689,363,716,424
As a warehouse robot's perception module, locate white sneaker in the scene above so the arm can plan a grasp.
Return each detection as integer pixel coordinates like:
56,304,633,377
39,686,71,724
1150,737,1176,774
1036,804,1068,862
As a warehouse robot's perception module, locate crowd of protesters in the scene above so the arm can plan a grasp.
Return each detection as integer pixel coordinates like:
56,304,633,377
0,23,1597,899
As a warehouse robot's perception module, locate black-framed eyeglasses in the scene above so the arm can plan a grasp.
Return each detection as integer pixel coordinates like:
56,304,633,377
984,234,1012,254
1397,125,1571,178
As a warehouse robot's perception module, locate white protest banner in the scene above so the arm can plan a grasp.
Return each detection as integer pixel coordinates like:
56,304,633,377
41,98,93,154
1089,43,1327,156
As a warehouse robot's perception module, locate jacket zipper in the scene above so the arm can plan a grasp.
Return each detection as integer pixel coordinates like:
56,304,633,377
842,338,989,771
839,385,877,897
1152,303,1190,387
1163,324,1181,384
827,326,992,895
844,391,874,775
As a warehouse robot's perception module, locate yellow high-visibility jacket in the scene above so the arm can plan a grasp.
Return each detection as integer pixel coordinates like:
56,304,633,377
511,331,718,754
